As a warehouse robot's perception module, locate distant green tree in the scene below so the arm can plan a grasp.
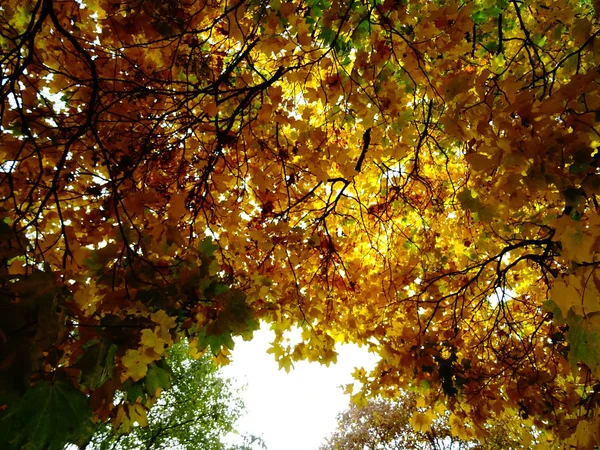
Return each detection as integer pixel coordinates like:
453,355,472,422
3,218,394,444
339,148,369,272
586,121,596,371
83,341,264,450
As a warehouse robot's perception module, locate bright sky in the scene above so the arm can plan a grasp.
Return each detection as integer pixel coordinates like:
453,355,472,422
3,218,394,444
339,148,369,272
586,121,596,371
221,324,378,450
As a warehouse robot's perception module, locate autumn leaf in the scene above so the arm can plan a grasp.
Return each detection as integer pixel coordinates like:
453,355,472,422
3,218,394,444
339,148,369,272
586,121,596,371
73,281,101,317
409,411,433,433
121,350,153,382
449,413,470,440
150,310,177,331
168,193,188,219
140,328,168,355
113,403,149,432
551,266,600,317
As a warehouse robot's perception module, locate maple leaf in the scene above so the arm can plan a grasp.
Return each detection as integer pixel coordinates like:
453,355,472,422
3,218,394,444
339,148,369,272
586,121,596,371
140,328,168,355
409,411,433,433
73,339,118,390
566,314,600,378
121,350,153,382
0,381,93,450
144,364,171,396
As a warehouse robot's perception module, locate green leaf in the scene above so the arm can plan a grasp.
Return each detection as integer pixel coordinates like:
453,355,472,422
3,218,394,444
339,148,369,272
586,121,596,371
125,381,146,403
206,332,236,354
319,27,336,46
334,36,352,57
209,290,257,335
198,236,218,257
200,289,259,353
10,6,33,32
202,280,230,298
486,41,499,53
145,364,172,395
213,282,229,296
547,301,600,376
565,312,600,375
542,299,564,322
0,220,15,241
0,380,92,450
533,34,546,47
351,19,370,44
74,340,117,390
457,188,495,221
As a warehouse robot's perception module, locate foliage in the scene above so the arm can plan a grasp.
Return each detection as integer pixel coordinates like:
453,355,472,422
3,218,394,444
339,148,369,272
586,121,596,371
1,0,600,447
83,341,261,450
319,394,555,450
0,380,93,450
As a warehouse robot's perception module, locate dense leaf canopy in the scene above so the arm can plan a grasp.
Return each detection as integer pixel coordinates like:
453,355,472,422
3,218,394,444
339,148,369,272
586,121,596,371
1,0,600,447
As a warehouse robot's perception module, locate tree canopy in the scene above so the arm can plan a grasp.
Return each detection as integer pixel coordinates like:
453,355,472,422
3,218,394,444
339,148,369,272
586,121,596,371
1,0,600,448
320,394,556,450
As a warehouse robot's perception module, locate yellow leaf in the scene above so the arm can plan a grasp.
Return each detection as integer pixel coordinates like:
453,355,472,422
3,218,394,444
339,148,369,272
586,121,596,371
10,6,32,32
415,396,427,408
85,0,108,20
188,337,204,359
213,348,232,365
121,349,150,382
551,216,597,263
140,328,167,355
551,277,579,317
128,403,148,427
551,268,600,317
113,405,126,431
449,413,470,440
73,282,100,317
278,355,293,372
350,390,367,408
410,411,433,432
151,310,177,330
